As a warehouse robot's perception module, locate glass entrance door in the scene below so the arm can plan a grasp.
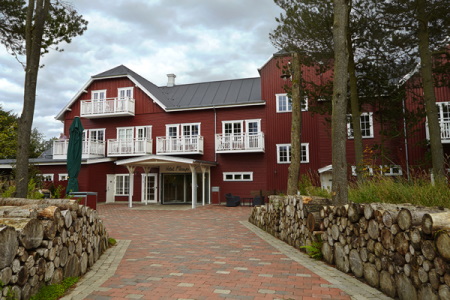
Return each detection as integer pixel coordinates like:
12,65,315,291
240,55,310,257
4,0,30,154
163,173,209,204
141,173,157,203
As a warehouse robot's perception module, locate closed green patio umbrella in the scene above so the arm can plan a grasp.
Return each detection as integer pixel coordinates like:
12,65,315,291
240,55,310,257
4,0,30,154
66,117,84,194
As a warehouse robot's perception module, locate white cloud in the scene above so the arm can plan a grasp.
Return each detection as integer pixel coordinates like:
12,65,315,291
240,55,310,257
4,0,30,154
0,0,283,139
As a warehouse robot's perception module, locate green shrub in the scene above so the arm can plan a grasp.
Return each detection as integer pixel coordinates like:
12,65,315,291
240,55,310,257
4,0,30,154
300,241,323,260
30,277,79,300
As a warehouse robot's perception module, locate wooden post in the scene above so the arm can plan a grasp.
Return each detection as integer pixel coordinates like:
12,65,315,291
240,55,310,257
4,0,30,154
190,165,197,209
126,165,136,208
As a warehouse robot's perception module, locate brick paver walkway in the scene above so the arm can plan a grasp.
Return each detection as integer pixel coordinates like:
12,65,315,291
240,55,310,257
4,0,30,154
63,204,391,300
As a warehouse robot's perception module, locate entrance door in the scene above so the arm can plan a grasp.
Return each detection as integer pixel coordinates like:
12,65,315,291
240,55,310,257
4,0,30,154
142,173,157,203
106,174,115,203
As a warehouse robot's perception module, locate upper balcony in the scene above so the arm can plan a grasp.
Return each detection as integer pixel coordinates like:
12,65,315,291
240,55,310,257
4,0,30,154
215,132,265,153
440,121,450,143
107,138,153,157
53,139,106,159
156,136,204,155
426,120,450,143
80,98,135,118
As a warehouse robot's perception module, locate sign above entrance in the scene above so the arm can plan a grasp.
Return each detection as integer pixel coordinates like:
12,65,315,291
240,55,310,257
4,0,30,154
160,164,191,173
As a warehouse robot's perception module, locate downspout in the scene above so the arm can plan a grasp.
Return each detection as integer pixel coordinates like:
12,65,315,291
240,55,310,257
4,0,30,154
214,106,217,162
402,97,410,180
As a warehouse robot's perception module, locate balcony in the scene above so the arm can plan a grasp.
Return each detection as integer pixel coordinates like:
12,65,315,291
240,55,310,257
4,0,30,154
107,138,153,156
156,136,204,155
80,97,135,118
426,120,450,143
440,121,450,143
215,132,265,153
53,139,105,159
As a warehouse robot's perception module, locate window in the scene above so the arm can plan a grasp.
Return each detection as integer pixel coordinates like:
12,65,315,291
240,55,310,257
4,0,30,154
166,123,200,137
118,87,133,99
351,166,373,176
223,172,253,181
382,165,403,176
92,90,106,100
276,93,308,112
347,112,374,138
223,121,242,135
38,174,54,181
58,174,68,181
115,174,130,195
276,143,309,164
83,129,105,141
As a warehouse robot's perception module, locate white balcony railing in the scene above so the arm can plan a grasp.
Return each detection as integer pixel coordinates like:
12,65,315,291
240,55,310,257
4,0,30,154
440,121,450,141
53,139,105,159
156,136,204,155
426,120,450,143
80,97,135,118
215,132,265,153
107,138,152,156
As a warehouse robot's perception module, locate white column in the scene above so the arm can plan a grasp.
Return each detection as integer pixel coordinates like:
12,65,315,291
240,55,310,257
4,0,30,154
190,165,197,209
142,166,151,205
201,166,207,206
126,166,136,208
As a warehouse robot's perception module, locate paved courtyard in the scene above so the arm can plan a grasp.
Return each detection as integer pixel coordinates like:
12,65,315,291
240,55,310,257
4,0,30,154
63,203,391,300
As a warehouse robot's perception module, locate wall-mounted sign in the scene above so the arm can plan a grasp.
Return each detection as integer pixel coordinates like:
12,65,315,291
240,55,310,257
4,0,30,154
160,164,191,173
212,186,220,192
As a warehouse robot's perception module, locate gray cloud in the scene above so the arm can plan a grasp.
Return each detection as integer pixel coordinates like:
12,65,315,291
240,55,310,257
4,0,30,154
0,0,282,139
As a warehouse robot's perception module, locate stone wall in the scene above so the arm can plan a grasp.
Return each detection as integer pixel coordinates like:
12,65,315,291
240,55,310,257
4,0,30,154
249,195,450,299
0,198,109,300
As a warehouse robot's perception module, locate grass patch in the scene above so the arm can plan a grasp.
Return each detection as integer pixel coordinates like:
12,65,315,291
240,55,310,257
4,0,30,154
30,277,79,300
349,176,450,208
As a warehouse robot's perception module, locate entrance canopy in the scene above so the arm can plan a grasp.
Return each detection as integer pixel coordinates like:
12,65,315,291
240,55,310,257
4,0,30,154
115,155,216,208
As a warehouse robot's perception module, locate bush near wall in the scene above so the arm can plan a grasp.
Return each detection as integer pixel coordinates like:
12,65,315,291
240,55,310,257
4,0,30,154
0,198,109,300
249,195,450,300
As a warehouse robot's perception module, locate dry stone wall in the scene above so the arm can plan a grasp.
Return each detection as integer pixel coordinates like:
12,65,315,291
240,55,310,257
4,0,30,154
249,195,450,300
0,198,109,300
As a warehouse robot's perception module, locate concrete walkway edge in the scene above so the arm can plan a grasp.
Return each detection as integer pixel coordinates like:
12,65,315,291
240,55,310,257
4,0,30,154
241,221,393,300
61,239,131,300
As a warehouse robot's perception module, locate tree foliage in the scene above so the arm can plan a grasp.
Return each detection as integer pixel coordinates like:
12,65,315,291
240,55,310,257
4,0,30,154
0,0,88,60
1,0,88,198
0,105,47,159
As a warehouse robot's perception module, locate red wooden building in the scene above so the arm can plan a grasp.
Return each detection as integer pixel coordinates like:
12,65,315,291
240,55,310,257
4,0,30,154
1,52,448,206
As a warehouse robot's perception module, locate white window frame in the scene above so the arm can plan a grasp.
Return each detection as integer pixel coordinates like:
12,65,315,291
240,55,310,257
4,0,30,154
92,90,106,100
115,174,130,196
222,120,243,135
84,128,105,141
276,93,308,113
347,112,374,139
135,126,152,140
381,165,403,176
223,172,253,181
276,143,309,164
351,166,374,176
166,123,201,137
58,173,68,181
245,119,261,135
38,174,54,181
118,87,134,99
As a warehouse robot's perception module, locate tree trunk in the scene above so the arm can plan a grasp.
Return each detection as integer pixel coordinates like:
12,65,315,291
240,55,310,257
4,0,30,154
435,231,450,261
416,0,445,182
422,212,450,234
331,0,349,205
287,52,303,195
15,0,51,197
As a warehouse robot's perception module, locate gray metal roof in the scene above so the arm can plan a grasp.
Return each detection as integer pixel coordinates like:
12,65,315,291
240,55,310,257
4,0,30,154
92,65,263,110
160,77,262,109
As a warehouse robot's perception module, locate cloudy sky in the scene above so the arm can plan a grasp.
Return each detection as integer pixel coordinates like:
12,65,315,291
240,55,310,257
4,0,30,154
0,0,283,139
